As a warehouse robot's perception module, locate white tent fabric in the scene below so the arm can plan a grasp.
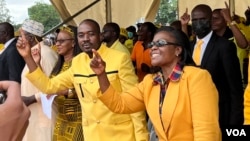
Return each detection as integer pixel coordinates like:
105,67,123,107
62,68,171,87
178,0,250,20
50,0,250,29
50,0,160,28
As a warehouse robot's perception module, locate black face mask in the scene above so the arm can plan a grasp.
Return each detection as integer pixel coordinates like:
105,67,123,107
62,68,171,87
192,19,211,38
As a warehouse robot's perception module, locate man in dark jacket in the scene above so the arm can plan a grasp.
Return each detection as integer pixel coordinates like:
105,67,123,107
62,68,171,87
0,22,25,83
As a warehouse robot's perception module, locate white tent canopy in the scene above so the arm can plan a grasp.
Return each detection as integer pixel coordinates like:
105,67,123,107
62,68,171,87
50,0,160,28
178,0,250,20
48,0,250,34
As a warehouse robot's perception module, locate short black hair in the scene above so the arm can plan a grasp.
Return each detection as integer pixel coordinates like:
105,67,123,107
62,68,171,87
79,19,101,34
104,22,120,38
0,22,14,37
126,26,136,32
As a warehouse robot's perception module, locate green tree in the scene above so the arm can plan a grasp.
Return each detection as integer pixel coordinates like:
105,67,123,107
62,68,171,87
13,24,22,32
0,0,13,23
155,0,178,26
28,1,61,33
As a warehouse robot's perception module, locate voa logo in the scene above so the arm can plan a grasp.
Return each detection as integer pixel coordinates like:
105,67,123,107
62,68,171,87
226,129,246,136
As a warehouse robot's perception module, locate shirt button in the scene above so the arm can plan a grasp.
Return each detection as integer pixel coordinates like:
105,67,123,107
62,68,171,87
93,99,97,103
96,120,100,124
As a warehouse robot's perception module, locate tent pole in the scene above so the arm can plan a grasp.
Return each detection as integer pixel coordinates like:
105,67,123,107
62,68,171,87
229,0,235,16
106,0,112,22
42,0,101,37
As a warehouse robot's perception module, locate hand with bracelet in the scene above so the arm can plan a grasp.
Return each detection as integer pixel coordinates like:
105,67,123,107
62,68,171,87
220,1,248,49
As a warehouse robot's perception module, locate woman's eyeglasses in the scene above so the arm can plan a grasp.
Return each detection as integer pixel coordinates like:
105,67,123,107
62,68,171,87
55,38,74,44
148,39,181,48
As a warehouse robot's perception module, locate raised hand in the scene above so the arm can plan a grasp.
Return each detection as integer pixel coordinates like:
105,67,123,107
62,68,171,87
90,49,110,93
180,8,190,36
180,8,190,26
245,6,250,17
90,49,106,75
16,28,39,73
31,42,41,65
16,28,32,59
220,1,232,23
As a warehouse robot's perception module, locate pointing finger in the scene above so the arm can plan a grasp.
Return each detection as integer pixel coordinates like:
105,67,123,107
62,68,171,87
19,28,27,43
92,49,101,60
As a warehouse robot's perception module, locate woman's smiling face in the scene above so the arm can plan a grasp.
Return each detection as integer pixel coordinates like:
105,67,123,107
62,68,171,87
150,31,182,67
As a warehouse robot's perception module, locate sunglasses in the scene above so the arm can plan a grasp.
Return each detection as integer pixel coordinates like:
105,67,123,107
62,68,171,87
148,39,181,48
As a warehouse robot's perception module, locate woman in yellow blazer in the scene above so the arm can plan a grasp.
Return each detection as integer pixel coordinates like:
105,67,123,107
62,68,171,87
244,56,250,124
90,26,222,141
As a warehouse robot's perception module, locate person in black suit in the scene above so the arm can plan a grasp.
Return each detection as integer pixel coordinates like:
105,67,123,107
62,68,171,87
0,22,25,83
181,4,244,127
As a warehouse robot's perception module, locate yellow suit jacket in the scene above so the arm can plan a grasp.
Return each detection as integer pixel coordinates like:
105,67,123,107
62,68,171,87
26,45,148,141
110,39,130,55
99,66,221,141
244,57,250,124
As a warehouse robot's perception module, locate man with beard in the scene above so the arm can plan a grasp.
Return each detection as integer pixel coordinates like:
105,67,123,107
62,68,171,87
101,22,130,54
181,4,244,129
16,19,149,141
101,22,148,141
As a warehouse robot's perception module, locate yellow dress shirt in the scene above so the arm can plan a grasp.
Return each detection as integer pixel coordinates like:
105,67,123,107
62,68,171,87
26,45,149,141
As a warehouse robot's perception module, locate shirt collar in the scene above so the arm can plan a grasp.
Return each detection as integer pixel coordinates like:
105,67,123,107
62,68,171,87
102,39,119,49
83,44,107,60
110,39,119,49
196,31,213,45
153,63,183,85
4,38,15,49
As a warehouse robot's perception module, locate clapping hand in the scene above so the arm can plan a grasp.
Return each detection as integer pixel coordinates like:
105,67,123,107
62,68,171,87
90,49,106,75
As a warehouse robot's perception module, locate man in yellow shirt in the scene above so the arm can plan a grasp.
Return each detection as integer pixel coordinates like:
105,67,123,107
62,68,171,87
17,19,149,141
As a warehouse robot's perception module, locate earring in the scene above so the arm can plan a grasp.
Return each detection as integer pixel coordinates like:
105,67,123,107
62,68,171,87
176,54,179,57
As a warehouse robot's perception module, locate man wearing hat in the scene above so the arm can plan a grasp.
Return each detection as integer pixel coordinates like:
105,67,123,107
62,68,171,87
20,19,58,141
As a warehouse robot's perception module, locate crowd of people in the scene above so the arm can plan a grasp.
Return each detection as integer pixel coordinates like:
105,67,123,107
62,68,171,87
1,2,250,141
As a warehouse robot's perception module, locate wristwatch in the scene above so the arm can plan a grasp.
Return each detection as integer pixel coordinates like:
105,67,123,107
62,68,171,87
68,89,73,95
68,89,75,98
228,21,237,26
